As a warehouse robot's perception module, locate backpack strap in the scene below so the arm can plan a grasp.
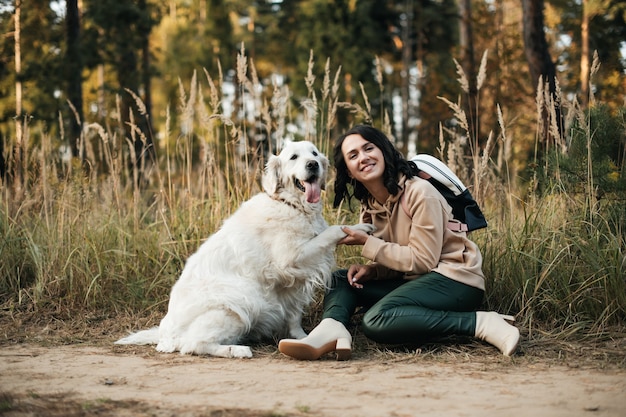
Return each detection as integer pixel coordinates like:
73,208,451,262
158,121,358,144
399,190,469,233
446,221,469,232
417,170,432,180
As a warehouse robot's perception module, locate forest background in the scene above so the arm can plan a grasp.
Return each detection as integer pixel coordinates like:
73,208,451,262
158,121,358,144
0,0,625,359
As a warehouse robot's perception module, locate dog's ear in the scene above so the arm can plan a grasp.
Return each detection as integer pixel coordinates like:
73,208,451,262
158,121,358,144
262,154,282,194
320,153,329,191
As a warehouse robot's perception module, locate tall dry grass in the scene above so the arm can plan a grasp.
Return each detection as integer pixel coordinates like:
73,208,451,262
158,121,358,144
0,47,624,346
437,50,625,341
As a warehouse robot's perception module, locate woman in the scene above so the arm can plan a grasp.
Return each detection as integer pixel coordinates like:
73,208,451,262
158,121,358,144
278,125,519,360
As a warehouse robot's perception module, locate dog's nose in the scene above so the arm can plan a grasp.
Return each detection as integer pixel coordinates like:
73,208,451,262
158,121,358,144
306,160,319,171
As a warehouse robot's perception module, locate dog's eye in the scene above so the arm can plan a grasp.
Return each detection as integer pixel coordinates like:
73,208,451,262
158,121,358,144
290,154,298,160
312,151,318,156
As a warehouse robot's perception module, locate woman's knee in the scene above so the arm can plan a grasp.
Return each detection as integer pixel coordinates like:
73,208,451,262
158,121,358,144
361,307,388,342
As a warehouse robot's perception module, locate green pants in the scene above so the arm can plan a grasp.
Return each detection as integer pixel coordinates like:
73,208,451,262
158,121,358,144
322,270,484,345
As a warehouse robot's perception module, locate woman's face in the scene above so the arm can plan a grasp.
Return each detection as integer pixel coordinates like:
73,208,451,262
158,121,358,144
341,133,385,185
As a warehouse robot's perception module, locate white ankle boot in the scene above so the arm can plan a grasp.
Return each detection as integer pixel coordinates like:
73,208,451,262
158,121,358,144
475,311,520,356
278,318,352,360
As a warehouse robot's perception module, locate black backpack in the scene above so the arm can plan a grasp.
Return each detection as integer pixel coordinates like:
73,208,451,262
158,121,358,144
401,154,488,232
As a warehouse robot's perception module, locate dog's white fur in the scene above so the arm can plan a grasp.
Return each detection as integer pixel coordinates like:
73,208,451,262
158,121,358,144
115,141,374,358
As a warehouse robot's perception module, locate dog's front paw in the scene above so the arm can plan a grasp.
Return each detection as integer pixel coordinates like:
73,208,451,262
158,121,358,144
228,346,253,358
211,345,254,358
351,223,376,234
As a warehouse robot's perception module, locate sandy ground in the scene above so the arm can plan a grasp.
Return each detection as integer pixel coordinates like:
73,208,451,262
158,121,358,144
1,342,625,417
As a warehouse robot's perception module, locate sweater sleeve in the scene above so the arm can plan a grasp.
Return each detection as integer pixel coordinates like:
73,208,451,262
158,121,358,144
361,183,448,278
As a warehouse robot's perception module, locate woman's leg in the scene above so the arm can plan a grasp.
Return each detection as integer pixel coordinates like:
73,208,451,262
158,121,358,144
361,272,484,344
277,270,404,360
322,269,406,326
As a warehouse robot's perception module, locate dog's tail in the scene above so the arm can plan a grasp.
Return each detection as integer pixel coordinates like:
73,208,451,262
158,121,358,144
114,327,160,345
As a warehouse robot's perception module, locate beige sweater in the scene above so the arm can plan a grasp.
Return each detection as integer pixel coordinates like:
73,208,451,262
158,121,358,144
360,176,486,291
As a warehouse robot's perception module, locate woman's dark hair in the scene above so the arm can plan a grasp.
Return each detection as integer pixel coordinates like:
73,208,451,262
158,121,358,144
332,125,417,208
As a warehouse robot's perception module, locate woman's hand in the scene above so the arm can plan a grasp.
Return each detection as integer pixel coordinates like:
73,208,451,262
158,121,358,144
338,226,369,246
346,264,376,289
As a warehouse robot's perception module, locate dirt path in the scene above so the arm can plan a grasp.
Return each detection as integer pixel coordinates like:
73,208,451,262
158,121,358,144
1,343,625,417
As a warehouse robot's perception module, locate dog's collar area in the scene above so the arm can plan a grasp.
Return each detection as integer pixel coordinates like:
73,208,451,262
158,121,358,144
270,194,302,211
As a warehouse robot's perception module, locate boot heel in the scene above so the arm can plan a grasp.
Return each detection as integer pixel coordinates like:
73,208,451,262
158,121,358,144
335,337,351,361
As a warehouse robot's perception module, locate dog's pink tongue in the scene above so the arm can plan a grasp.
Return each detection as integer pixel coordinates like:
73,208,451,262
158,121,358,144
304,181,321,203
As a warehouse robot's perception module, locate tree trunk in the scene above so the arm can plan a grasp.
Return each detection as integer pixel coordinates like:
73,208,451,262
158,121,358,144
14,2,21,121
13,0,23,191
118,0,155,187
0,132,5,181
580,0,590,108
400,0,412,156
117,45,141,182
521,0,564,150
458,0,478,142
138,0,155,165
66,0,84,158
141,35,153,144
97,63,105,120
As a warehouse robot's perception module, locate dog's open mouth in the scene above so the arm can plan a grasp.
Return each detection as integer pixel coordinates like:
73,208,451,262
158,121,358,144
295,177,322,204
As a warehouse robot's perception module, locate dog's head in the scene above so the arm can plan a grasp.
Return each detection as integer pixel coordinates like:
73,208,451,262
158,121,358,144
262,141,329,204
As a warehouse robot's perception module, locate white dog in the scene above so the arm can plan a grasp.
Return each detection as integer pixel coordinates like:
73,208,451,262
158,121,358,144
115,141,375,358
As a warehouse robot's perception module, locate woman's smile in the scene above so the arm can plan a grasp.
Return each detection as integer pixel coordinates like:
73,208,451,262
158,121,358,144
360,162,375,172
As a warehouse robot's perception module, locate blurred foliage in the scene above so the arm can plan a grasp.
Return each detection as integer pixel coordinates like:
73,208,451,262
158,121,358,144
542,104,626,198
